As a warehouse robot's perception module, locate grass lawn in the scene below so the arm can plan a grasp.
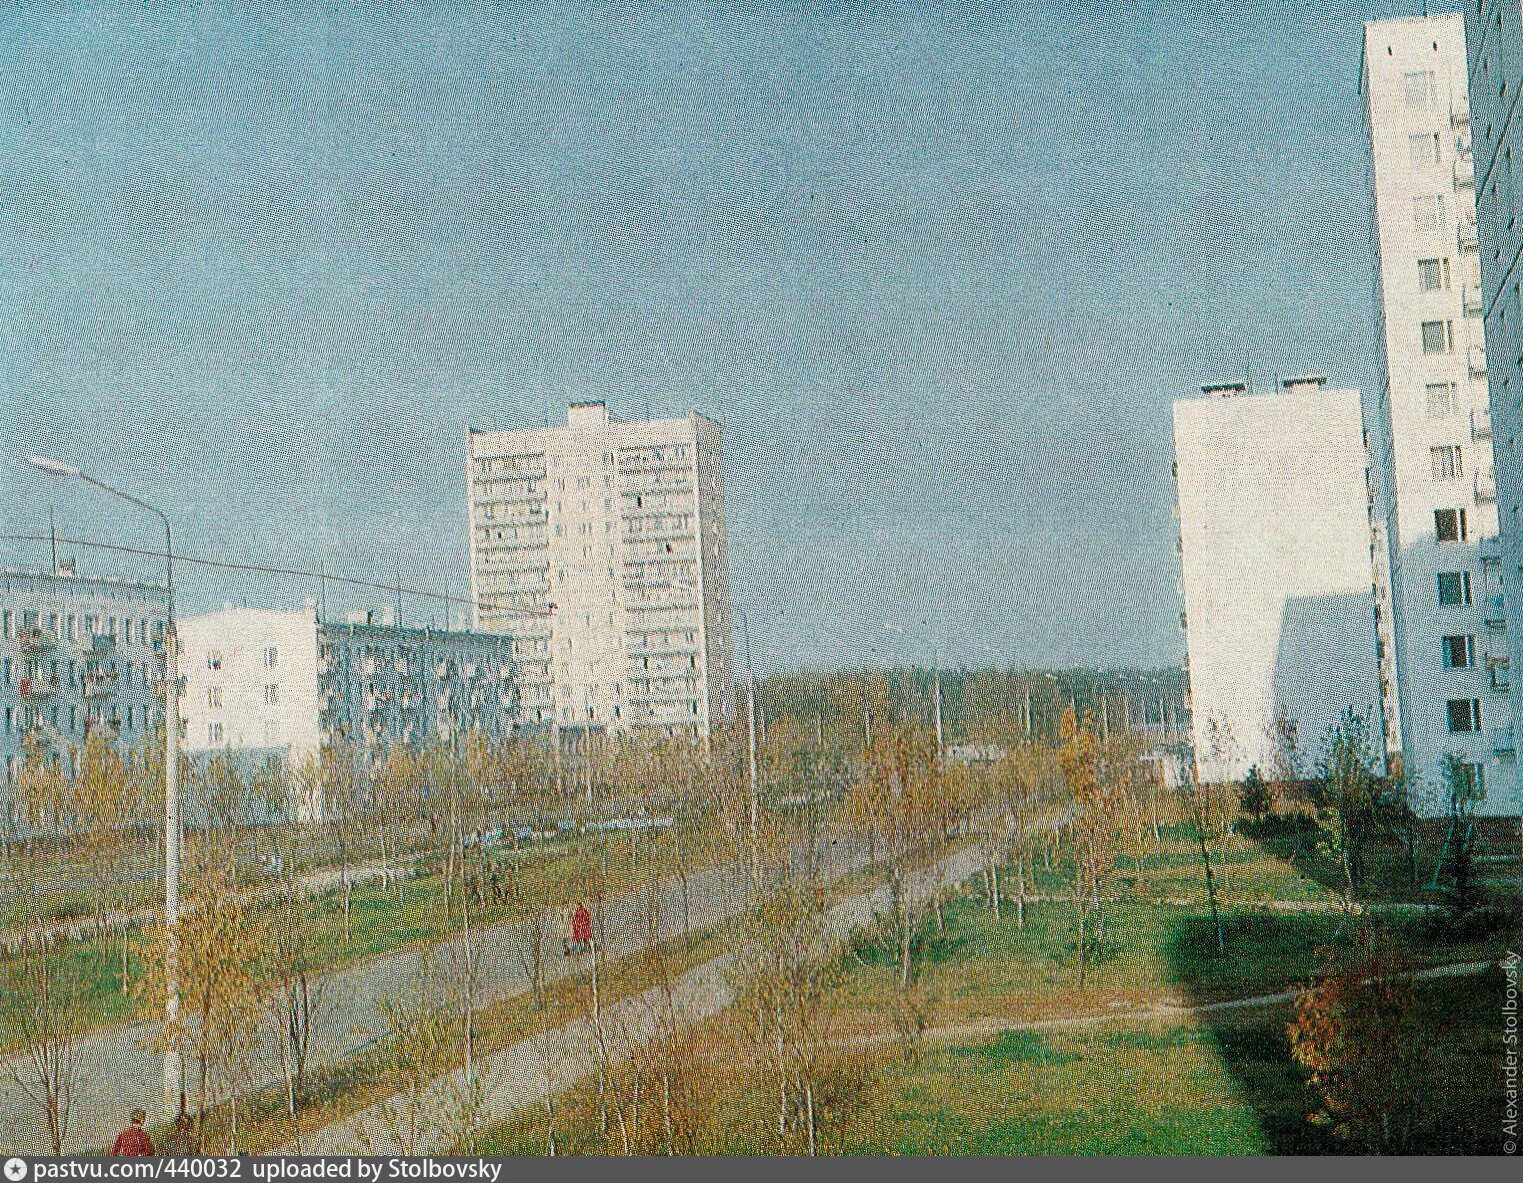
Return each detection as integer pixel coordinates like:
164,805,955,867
474,816,1520,1155
0,820,733,1052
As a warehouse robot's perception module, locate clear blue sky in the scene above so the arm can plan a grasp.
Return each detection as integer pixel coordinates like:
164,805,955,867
0,1,1438,672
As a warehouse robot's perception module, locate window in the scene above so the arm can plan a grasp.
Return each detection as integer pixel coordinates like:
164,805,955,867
1426,382,1456,417
1435,508,1468,541
1431,445,1464,479
207,686,223,709
263,684,280,706
208,722,225,745
1404,69,1437,107
207,651,223,671
1447,698,1482,732
1438,571,1473,605
1414,194,1447,230
263,646,279,669
1422,319,1454,353
1409,131,1442,166
1418,257,1449,291
1442,635,1476,668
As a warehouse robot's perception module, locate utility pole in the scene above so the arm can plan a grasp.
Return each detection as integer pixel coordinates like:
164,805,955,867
933,667,944,758
27,456,182,1114
740,609,759,889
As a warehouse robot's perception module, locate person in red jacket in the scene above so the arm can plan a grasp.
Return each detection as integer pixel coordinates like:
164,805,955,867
110,1109,155,1156
565,902,593,955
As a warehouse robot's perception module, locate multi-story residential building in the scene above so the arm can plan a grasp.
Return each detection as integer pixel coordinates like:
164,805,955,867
1466,0,1523,817
0,566,170,811
466,401,734,739
1173,378,1386,784
1362,15,1516,816
177,605,517,818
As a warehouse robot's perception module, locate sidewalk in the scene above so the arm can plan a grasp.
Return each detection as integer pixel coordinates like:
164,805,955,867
0,831,867,1155
278,842,993,1154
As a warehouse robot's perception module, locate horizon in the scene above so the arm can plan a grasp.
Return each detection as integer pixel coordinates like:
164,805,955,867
0,0,1435,672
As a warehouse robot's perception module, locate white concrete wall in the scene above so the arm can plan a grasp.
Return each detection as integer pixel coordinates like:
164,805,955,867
1174,387,1384,784
178,606,323,766
1365,15,1516,815
1466,0,1523,817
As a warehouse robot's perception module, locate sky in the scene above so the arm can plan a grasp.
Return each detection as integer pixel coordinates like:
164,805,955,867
0,0,1442,672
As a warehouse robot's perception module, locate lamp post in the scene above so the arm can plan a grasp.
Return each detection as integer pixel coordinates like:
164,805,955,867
27,456,182,1114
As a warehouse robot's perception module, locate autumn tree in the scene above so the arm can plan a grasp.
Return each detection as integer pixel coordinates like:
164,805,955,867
4,928,87,1154
1057,708,1122,987
732,880,846,1155
1288,936,1428,1152
846,723,939,991
142,859,269,1147
1312,710,1388,909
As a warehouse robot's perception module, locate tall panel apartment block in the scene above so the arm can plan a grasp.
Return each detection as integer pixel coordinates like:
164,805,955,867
1466,0,1523,816
467,401,734,738
1174,380,1385,785
1363,15,1515,815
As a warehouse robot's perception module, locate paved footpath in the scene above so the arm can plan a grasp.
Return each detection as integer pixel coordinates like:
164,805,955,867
279,841,995,1155
0,832,871,1155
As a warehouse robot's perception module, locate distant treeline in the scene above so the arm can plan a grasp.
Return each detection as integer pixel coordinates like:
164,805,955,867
753,666,1188,749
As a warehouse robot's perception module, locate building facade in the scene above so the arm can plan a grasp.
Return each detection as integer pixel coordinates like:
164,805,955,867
466,401,734,738
1466,0,1523,817
1173,379,1386,784
177,606,517,817
0,567,170,809
1363,15,1516,816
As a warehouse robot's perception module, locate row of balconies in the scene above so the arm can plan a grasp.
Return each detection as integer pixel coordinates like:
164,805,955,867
16,628,119,658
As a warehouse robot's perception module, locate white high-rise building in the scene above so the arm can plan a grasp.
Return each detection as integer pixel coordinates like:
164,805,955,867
1173,378,1386,784
466,401,734,739
1465,0,1523,817
1363,15,1515,816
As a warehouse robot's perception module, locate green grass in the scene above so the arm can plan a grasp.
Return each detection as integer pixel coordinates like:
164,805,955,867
472,815,1519,1155
0,822,729,1051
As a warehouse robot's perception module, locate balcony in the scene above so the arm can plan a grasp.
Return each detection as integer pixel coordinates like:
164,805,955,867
1493,723,1516,754
1480,536,1503,564
1486,593,1507,628
84,632,114,656
1490,656,1511,692
1472,404,1492,439
18,676,57,701
18,627,55,655
1476,466,1497,503
1452,99,1470,126
1454,155,1474,188
1464,285,1484,316
1459,218,1479,249
1469,344,1488,375
82,671,118,699
24,719,63,748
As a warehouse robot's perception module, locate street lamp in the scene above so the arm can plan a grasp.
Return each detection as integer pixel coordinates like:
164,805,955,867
26,455,183,1114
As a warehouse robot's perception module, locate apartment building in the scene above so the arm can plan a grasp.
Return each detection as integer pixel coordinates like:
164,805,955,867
1363,15,1516,816
177,606,517,818
0,566,169,813
466,401,734,739
1466,0,1523,816
1173,379,1386,785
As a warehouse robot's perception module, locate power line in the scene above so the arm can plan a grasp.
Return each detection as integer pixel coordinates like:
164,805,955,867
0,533,553,619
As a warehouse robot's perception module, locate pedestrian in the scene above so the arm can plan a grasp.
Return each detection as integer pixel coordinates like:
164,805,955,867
110,1109,154,1156
569,901,593,955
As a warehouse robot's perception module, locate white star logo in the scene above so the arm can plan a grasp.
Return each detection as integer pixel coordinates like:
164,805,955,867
4,1158,28,1182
